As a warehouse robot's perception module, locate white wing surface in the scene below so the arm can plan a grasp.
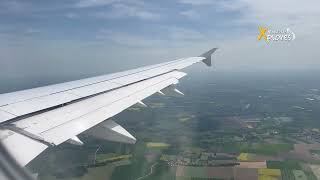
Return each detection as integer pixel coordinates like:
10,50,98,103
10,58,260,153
0,48,217,166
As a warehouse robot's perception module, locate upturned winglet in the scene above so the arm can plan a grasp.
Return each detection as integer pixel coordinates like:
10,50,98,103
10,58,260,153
200,48,218,67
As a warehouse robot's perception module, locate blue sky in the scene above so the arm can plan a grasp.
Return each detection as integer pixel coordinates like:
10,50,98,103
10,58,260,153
1,0,320,90
0,0,244,42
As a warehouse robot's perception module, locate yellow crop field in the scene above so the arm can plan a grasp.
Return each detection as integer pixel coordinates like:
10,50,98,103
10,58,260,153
146,142,170,148
258,168,281,176
105,154,132,161
258,168,281,180
237,153,249,161
237,153,258,161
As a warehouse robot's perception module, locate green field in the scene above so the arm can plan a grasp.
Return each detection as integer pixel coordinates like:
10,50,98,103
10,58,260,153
304,171,318,180
160,154,177,161
221,143,294,155
293,170,308,180
247,143,294,155
267,160,302,170
266,161,318,180
281,169,295,180
310,149,320,155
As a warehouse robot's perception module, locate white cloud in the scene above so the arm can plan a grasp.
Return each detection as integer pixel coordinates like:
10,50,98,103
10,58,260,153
94,3,161,20
168,27,204,40
24,28,41,35
96,30,164,47
0,26,41,38
180,0,320,36
239,0,320,35
178,0,215,5
180,10,199,19
176,0,320,71
65,13,79,19
0,1,32,14
96,26,204,48
74,0,145,8
1,0,320,74
75,0,116,8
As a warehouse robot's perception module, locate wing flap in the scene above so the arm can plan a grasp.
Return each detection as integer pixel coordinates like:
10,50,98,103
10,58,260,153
0,111,16,122
0,129,48,166
40,77,179,145
0,92,80,117
85,120,136,144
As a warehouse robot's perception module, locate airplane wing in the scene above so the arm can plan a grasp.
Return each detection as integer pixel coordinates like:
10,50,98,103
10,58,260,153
0,48,217,166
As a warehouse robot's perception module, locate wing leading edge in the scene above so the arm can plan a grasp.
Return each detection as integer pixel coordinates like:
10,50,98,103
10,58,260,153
0,48,217,166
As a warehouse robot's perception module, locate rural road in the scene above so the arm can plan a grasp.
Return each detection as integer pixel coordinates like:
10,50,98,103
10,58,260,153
135,162,158,180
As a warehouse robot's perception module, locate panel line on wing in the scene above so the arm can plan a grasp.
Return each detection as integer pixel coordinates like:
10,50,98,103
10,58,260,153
0,57,197,107
0,57,201,124
0,70,184,125
11,71,185,138
2,125,52,146
38,77,179,136
39,78,180,145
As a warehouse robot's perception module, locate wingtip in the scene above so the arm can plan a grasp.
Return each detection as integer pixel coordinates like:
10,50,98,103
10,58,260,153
200,48,218,67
